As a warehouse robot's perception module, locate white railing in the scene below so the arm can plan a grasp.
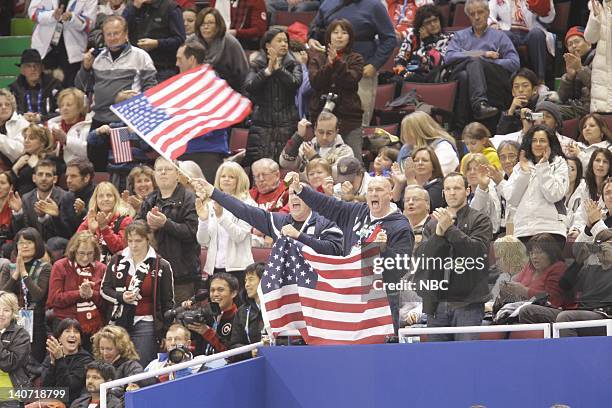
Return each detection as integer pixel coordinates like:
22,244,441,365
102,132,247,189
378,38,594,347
100,342,263,408
398,323,551,342
552,319,612,338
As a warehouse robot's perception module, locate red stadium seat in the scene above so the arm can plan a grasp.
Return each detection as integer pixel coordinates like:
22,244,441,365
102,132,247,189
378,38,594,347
509,330,548,339
363,123,399,137
230,128,249,153
563,118,580,140
94,172,110,184
253,247,272,263
601,114,612,133
275,11,317,27
374,83,396,112
452,3,470,28
479,332,507,340
400,81,458,113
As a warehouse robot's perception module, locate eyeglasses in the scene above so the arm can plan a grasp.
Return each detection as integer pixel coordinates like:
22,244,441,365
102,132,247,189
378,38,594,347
404,197,426,203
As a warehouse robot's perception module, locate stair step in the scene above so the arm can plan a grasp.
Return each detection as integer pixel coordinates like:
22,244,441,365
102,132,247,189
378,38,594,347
0,36,32,57
0,57,21,76
10,18,35,36
0,76,17,88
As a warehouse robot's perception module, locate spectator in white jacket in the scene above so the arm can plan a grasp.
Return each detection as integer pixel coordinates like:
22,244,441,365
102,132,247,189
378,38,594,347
0,89,27,166
575,177,612,243
29,0,97,86
565,113,612,172
462,153,502,234
565,157,587,238
507,124,569,248
487,140,520,235
196,162,255,288
487,0,555,81
46,88,90,164
585,0,612,113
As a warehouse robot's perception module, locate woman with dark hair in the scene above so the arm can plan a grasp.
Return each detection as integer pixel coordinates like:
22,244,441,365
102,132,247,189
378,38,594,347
244,27,302,165
572,148,612,232
0,171,15,251
0,227,51,363
191,7,248,91
566,113,612,171
41,318,94,406
565,157,587,237
393,4,453,83
507,125,568,247
122,165,156,214
307,19,364,159
101,220,174,367
391,146,444,210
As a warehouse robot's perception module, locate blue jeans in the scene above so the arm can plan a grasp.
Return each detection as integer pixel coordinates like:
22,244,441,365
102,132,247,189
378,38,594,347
130,320,157,368
426,302,484,342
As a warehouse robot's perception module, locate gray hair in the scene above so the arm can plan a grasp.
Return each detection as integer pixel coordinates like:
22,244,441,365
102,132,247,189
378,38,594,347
497,140,521,153
252,158,279,173
403,185,430,210
465,0,489,12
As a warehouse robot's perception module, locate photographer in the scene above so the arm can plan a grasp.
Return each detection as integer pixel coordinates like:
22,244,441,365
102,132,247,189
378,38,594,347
229,263,264,361
144,323,201,382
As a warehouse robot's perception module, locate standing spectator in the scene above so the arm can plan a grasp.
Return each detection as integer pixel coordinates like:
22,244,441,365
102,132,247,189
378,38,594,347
461,152,503,234
566,113,612,171
75,15,157,130
244,27,302,165
307,19,364,158
123,165,156,214
585,0,612,113
60,159,95,238
0,228,52,363
210,0,268,50
46,231,105,338
250,158,289,212
137,157,199,303
101,220,175,367
92,325,143,380
488,0,555,81
0,89,28,169
28,0,97,87
308,0,396,127
267,0,319,24
9,49,63,124
124,0,186,82
70,361,121,408
89,0,128,50
0,291,31,391
46,88,90,164
415,172,492,341
402,185,431,247
445,0,519,124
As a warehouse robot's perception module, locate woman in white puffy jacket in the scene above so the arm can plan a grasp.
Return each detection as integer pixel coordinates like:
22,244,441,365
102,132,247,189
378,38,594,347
507,125,569,247
196,162,255,287
0,89,28,167
28,0,97,86
46,88,90,163
585,0,612,112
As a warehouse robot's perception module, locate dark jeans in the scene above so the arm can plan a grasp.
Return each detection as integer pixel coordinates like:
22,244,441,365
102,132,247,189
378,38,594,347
519,304,607,337
178,151,224,183
503,29,548,81
426,302,485,342
42,37,81,87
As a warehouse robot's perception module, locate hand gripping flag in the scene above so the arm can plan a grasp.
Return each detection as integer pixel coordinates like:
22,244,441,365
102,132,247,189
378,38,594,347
259,237,394,345
110,65,252,160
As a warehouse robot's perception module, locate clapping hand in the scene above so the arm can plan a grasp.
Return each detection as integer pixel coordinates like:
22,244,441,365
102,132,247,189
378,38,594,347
433,207,454,236
584,199,603,227
74,198,86,214
79,279,94,299
539,147,551,164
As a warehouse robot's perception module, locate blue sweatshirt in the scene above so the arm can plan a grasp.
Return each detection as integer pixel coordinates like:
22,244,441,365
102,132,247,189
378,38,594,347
184,129,229,155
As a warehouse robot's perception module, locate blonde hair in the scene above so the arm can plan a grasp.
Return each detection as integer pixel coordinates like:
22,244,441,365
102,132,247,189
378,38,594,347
460,152,490,174
0,89,17,112
92,325,140,361
493,235,529,275
65,231,101,262
167,323,191,342
88,181,134,217
57,88,87,117
400,111,456,150
214,161,250,200
0,291,19,321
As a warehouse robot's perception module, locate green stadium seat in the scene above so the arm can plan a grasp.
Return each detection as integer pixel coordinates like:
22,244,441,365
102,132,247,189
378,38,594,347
0,36,32,57
10,18,35,36
0,57,21,76
0,76,16,88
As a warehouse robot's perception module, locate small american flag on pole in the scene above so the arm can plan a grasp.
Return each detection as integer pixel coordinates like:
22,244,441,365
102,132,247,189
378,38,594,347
260,237,394,345
109,127,133,164
109,65,252,160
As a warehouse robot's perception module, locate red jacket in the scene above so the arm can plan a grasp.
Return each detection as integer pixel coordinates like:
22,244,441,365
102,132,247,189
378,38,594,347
514,260,567,308
209,0,267,40
46,258,106,321
77,213,132,255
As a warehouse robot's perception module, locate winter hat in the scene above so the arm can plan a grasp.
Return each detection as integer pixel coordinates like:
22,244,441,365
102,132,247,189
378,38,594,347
565,26,585,47
535,101,563,132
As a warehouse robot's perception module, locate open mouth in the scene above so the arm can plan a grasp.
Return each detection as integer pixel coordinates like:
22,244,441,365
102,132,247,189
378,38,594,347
371,199,380,210
292,202,301,210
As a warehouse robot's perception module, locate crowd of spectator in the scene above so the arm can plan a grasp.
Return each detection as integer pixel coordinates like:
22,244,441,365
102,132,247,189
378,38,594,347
0,0,611,405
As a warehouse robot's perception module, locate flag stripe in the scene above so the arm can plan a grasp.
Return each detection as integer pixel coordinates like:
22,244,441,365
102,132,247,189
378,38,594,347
302,245,381,265
305,334,391,345
302,315,394,332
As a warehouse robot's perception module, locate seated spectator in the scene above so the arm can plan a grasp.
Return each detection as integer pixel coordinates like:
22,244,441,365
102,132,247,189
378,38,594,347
446,0,519,124
209,0,268,50
489,236,529,308
461,153,502,234
250,158,289,212
70,361,120,408
398,111,459,176
47,88,90,164
144,323,200,381
566,113,612,171
75,15,157,130
101,220,175,368
229,262,264,361
305,158,334,195
507,125,568,248
244,27,302,165
371,147,398,177
123,165,156,214
46,231,106,344
124,0,186,81
307,19,364,158
394,4,453,82
402,185,431,248
585,0,612,113
387,0,434,40
496,68,547,135
488,0,555,81
565,157,587,236
280,113,355,176
558,26,594,119
190,8,249,92
333,157,371,202
9,49,63,123
0,228,51,363
77,182,133,264
0,89,28,168
0,291,31,391
183,8,196,36
60,159,96,238
575,177,612,244
572,149,612,232
520,228,612,336
391,146,444,211
0,171,16,252
196,162,255,286
87,90,154,182
41,318,94,406
92,325,143,386
88,0,128,50
460,122,501,170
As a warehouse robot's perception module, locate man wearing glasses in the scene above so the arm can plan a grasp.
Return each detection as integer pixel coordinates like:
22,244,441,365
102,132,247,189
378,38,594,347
403,185,431,250
249,158,289,213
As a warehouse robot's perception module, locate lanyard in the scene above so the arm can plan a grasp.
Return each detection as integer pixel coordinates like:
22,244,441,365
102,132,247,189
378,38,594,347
20,260,40,309
245,306,251,344
398,0,409,24
25,89,43,113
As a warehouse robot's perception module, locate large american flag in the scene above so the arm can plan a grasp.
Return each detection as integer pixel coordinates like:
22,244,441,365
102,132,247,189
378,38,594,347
110,65,252,160
109,127,133,164
260,237,394,345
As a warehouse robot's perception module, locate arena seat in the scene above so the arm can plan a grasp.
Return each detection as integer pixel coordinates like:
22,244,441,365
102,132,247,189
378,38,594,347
509,330,548,339
379,47,399,74
94,172,110,184
451,3,470,28
399,81,458,113
230,128,249,153
252,247,272,263
275,11,316,27
562,118,579,140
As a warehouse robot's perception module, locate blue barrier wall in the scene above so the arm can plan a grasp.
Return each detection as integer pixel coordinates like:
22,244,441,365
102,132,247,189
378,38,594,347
128,337,612,408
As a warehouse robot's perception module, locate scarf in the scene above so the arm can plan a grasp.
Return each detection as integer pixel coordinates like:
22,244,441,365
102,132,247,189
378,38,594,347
73,262,103,334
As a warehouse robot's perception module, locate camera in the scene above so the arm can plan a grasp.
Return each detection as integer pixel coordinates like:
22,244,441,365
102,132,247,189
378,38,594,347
164,300,221,327
321,93,338,113
168,344,193,364
524,111,544,122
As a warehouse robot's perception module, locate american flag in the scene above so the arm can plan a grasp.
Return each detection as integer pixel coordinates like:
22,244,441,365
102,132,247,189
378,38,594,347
260,237,394,345
109,127,133,164
109,65,252,160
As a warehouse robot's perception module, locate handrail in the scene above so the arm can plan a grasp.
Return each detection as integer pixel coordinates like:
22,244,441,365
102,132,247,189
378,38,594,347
552,319,612,338
398,323,551,341
100,342,263,408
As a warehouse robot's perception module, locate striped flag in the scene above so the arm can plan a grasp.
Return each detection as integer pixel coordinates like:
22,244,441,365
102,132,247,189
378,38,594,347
109,65,252,160
260,237,394,345
109,127,133,164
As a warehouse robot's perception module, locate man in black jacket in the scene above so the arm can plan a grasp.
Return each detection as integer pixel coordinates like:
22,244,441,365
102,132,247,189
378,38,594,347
415,172,492,341
138,157,200,304
70,361,121,408
230,263,264,359
60,158,95,237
